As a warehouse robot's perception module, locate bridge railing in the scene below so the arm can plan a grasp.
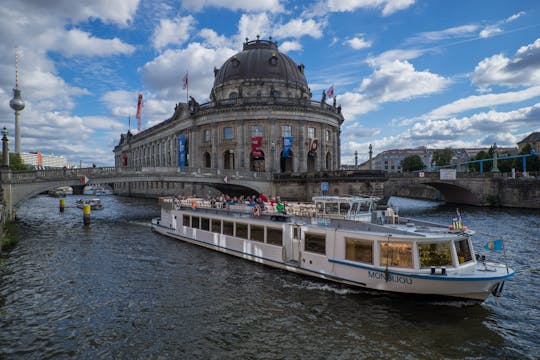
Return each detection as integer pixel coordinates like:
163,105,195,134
386,170,540,179
138,166,274,181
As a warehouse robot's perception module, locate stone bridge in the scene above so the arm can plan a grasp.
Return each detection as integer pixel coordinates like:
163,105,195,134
2,167,538,220
0,166,275,220
383,171,540,208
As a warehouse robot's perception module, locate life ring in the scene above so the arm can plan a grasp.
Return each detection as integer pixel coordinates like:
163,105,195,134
253,205,261,217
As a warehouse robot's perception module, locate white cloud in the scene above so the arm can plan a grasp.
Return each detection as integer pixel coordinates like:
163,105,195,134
345,35,372,50
472,38,540,88
274,18,325,39
152,16,196,50
506,11,525,23
52,29,136,57
408,103,540,144
182,0,284,13
408,25,478,43
327,0,415,16
280,41,302,52
426,86,540,119
237,13,271,42
140,42,236,105
199,28,233,48
359,60,448,103
338,92,378,119
366,49,424,67
479,26,502,39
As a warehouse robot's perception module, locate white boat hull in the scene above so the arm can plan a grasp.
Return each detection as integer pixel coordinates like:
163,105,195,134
152,206,513,302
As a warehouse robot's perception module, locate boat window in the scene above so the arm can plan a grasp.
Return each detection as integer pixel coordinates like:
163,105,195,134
339,203,350,215
210,219,221,233
267,227,283,246
250,225,264,242
345,238,373,264
201,217,210,231
305,233,326,254
455,239,473,264
293,227,299,239
223,221,234,236
236,223,248,239
380,242,413,268
326,203,338,214
351,203,359,214
183,215,190,227
418,243,452,268
192,216,200,229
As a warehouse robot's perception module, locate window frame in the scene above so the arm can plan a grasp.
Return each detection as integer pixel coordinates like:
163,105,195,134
223,127,234,140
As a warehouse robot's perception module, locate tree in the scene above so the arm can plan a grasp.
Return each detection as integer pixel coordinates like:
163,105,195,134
401,155,425,172
432,148,452,167
0,153,32,171
469,150,491,172
518,144,540,172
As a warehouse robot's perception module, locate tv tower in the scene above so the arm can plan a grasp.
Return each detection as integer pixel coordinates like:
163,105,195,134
9,47,25,154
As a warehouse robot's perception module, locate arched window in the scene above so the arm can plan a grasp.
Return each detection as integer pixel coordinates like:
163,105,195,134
326,152,332,170
280,150,293,173
224,150,235,170
229,92,238,99
204,152,211,168
250,150,265,172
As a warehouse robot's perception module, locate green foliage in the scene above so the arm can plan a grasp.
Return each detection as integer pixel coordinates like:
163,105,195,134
518,144,540,171
468,150,492,172
1,222,19,252
432,148,453,166
0,153,32,171
400,155,425,172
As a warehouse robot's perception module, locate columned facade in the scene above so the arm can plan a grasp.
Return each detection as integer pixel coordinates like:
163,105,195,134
114,38,344,195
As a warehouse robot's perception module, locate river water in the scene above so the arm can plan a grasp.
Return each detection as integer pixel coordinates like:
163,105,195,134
0,195,538,359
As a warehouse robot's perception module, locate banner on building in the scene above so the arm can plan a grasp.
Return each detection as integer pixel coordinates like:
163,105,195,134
282,136,293,157
308,138,318,158
178,135,186,168
251,136,262,158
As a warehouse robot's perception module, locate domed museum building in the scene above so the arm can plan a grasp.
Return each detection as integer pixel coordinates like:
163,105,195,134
114,38,344,195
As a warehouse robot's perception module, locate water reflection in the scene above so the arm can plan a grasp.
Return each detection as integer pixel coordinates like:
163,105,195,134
0,195,538,359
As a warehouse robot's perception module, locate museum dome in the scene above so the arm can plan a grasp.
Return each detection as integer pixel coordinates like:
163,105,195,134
212,37,310,99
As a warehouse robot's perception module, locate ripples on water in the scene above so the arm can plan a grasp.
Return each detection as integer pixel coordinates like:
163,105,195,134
0,195,539,359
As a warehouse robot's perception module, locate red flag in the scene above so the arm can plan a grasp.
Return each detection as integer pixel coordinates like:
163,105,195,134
135,94,143,132
327,84,334,98
182,71,189,90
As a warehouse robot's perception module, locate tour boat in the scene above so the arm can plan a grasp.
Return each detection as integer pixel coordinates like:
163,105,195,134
76,198,104,210
151,197,514,301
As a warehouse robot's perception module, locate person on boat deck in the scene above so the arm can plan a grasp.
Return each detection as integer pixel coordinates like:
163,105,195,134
276,198,286,214
255,197,265,210
248,196,257,207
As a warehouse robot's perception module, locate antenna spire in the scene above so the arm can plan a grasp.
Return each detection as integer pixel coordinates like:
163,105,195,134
15,47,19,89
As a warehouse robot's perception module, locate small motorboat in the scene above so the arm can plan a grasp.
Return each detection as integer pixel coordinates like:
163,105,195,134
76,198,104,210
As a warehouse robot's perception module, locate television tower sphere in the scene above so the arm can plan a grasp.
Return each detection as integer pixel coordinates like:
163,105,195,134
10,88,25,111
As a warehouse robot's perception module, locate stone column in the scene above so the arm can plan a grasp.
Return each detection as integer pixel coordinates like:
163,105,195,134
2,127,9,168
492,143,500,173
240,121,245,170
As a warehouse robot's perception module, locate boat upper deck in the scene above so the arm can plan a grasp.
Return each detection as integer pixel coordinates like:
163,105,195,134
161,197,468,240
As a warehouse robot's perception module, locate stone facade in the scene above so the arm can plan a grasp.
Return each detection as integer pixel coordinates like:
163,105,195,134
114,39,344,182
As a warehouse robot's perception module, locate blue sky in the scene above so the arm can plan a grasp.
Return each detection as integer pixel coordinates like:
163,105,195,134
0,0,539,166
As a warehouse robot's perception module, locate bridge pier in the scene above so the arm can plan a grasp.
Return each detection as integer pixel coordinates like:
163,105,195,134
0,168,15,221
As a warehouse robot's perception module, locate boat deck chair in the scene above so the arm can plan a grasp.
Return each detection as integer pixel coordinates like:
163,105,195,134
386,207,399,224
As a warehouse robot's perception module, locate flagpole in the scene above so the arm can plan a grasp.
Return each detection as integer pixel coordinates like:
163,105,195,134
502,239,509,274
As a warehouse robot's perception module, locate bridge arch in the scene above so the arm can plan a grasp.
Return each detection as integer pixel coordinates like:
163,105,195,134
1,167,274,219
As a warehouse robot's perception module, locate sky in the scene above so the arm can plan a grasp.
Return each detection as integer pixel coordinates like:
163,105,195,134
0,0,539,167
